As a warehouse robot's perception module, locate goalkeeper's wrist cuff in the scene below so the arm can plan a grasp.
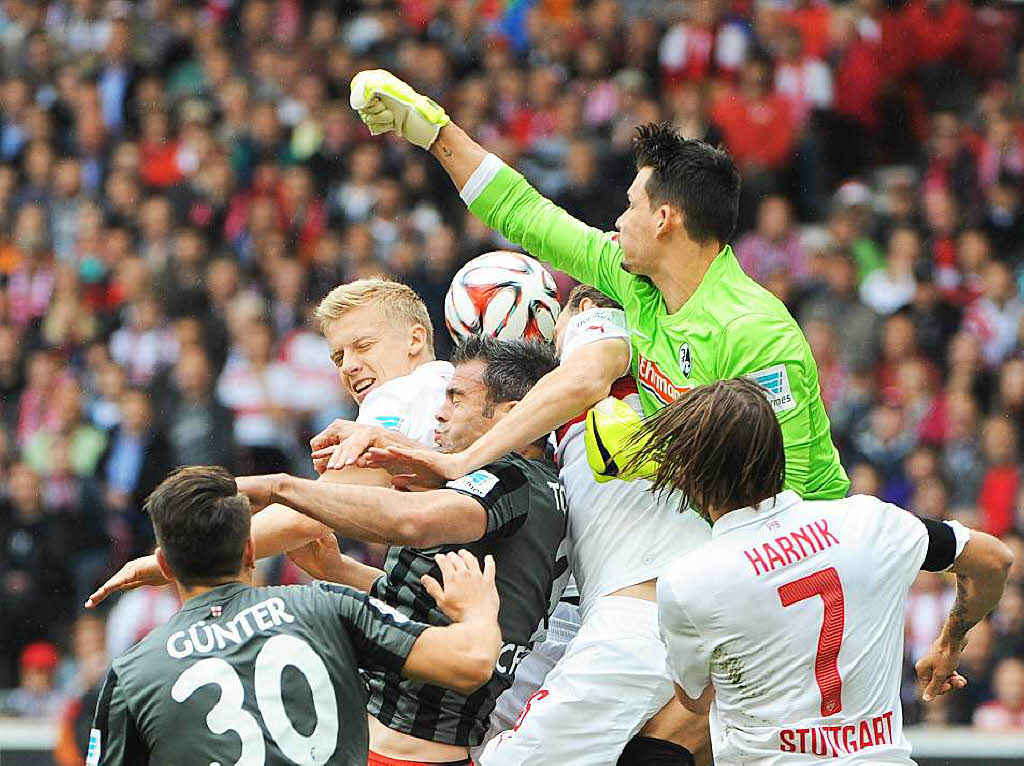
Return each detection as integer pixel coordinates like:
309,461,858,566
460,153,505,205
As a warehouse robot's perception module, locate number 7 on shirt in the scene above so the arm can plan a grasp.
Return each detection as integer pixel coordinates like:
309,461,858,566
778,567,845,716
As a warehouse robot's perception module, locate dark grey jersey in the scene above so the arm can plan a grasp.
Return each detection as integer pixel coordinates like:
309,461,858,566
368,452,567,746
88,581,426,765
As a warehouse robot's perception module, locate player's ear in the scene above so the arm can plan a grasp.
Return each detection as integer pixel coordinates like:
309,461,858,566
408,323,428,356
579,296,594,313
155,547,176,583
493,399,517,418
655,204,676,237
243,537,256,571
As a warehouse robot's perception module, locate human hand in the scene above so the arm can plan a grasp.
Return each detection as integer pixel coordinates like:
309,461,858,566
287,534,347,582
421,550,498,625
85,554,167,608
916,638,969,702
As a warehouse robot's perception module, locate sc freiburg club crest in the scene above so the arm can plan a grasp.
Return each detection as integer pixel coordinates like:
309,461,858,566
679,342,692,377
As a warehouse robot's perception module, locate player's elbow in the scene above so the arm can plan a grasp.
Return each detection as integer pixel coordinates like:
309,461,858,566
993,538,1015,578
392,509,432,547
963,532,1015,581
449,648,497,694
564,366,612,409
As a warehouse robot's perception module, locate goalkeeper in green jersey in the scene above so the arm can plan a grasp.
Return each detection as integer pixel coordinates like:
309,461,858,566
349,70,849,502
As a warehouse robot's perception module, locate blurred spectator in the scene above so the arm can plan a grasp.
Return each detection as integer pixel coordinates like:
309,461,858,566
773,25,832,130
801,249,880,373
943,390,985,506
216,320,302,474
23,380,106,479
974,657,1024,730
735,195,808,294
964,261,1024,369
0,641,63,718
978,415,1021,539
0,464,70,686
859,226,919,315
553,139,619,232
96,388,173,561
104,585,179,660
53,615,108,766
109,293,178,387
712,56,794,225
164,345,235,469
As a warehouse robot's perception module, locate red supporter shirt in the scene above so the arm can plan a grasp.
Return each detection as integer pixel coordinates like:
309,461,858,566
903,0,970,66
711,90,794,170
977,465,1019,539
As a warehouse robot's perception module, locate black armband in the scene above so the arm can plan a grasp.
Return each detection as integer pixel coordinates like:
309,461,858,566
918,516,957,572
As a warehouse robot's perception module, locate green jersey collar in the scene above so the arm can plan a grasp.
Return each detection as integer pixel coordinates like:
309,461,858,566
661,244,737,322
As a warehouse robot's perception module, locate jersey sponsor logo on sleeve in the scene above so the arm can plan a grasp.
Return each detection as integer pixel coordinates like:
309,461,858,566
86,728,101,765
636,354,690,406
446,469,500,498
374,415,404,431
748,364,797,413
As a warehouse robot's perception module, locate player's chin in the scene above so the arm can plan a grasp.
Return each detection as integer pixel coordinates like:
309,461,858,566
350,385,374,404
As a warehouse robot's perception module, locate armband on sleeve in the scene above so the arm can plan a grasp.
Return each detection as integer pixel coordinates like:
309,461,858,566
919,517,971,572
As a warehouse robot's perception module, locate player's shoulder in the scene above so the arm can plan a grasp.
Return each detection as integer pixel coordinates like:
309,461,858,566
498,451,559,485
705,248,799,332
656,543,724,614
561,305,630,361
367,360,454,405
447,452,556,500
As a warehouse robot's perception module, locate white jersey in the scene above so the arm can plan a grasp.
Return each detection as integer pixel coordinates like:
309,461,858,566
355,360,454,447
659,490,970,765
556,307,710,619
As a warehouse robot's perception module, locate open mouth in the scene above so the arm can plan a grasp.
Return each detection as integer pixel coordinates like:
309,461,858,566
352,378,375,398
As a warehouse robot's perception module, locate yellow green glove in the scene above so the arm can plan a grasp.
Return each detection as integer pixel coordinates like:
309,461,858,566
584,397,659,483
349,69,450,150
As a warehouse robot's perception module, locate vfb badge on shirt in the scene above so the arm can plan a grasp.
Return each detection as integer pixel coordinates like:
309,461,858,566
679,342,692,377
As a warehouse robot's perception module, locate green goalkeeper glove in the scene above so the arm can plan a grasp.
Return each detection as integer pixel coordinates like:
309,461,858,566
349,69,450,150
584,397,659,483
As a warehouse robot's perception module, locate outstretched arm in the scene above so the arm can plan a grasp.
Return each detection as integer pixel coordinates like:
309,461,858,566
239,473,487,549
84,466,394,608
351,70,635,302
366,337,630,482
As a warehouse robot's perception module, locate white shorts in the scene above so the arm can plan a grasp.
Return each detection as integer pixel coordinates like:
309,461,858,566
478,596,675,766
474,599,581,756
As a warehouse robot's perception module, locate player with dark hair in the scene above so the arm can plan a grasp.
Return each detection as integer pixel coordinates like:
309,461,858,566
348,70,847,500
615,378,1013,764
228,337,569,765
87,466,501,765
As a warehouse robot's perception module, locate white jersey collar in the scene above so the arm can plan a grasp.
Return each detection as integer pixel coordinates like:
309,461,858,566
710,490,803,538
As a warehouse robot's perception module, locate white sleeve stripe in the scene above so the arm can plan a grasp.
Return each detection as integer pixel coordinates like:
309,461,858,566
944,520,971,567
460,153,505,205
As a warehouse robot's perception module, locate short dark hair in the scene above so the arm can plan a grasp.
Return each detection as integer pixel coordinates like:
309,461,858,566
625,378,785,518
565,284,621,314
144,466,252,587
633,122,740,246
452,335,558,412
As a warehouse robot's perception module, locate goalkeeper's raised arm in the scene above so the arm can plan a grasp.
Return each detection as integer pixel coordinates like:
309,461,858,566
351,69,642,305
351,68,851,502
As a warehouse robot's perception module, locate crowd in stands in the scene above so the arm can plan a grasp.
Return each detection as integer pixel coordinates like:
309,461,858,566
0,0,1023,759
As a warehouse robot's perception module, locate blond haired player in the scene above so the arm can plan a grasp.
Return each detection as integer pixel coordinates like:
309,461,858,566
87,276,452,599
624,378,1013,764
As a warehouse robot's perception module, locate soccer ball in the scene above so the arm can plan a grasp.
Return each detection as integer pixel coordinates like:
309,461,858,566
444,251,561,342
